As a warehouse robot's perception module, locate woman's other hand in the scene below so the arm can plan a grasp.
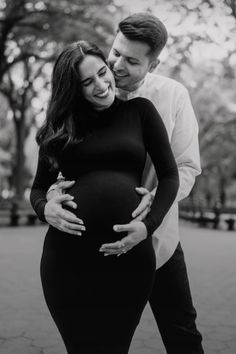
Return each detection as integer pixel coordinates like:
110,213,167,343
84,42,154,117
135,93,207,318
99,221,147,256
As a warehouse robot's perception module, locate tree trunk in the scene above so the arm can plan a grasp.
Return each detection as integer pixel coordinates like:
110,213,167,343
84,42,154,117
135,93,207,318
13,119,26,200
219,176,226,207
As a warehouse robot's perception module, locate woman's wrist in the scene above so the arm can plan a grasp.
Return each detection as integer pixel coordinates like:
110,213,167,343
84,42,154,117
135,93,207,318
137,220,148,240
142,220,152,238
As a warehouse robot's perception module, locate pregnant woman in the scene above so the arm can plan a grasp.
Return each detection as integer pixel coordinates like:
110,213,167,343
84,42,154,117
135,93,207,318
30,40,179,354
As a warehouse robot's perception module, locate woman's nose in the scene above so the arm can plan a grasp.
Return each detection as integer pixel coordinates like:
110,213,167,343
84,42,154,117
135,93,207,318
95,77,107,90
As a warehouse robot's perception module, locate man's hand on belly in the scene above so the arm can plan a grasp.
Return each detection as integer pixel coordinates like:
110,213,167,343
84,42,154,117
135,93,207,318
44,195,86,236
99,221,147,256
132,187,153,220
46,178,77,210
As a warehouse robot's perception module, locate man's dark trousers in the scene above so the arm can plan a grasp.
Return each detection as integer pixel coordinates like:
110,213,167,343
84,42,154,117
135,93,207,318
149,242,204,354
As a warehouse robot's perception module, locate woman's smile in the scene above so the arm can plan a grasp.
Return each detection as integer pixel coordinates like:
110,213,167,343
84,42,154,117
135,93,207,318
95,86,110,98
79,55,116,110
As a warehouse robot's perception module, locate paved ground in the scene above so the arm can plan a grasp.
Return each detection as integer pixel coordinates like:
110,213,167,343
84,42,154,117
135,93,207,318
0,221,235,354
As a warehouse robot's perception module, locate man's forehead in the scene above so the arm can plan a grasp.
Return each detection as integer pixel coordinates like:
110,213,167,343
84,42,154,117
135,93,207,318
111,34,150,59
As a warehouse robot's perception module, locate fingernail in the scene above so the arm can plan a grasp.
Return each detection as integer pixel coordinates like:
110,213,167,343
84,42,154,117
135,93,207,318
104,254,109,257
113,226,118,231
78,232,82,236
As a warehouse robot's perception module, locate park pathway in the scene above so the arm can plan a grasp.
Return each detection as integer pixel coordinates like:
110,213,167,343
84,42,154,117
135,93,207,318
0,221,235,353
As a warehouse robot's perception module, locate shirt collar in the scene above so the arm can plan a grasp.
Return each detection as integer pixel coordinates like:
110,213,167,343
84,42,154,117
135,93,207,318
116,77,146,101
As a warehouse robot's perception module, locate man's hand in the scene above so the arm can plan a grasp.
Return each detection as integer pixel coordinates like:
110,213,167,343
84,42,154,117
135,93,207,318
99,221,147,256
47,180,77,209
132,187,153,220
44,194,85,236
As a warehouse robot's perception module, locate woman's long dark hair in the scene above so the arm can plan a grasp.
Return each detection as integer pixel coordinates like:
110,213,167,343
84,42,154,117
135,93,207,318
36,40,107,164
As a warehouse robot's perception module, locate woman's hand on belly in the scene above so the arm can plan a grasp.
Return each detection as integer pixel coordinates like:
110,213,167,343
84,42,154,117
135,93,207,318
99,221,148,256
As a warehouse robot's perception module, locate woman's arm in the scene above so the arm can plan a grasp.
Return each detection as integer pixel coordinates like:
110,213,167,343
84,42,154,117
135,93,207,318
30,148,59,222
99,98,179,256
30,148,85,234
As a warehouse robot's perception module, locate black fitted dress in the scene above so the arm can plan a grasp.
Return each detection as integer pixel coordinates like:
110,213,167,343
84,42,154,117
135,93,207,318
30,97,179,354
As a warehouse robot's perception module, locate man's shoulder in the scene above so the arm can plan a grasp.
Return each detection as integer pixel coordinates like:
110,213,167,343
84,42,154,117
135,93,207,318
145,73,187,94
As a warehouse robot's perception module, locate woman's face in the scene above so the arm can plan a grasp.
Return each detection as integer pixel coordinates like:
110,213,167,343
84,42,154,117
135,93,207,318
79,55,116,110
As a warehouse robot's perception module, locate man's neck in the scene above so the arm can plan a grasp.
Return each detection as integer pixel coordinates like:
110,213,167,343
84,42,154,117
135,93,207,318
118,78,145,94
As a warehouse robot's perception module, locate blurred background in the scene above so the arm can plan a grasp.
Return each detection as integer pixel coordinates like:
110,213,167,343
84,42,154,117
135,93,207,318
0,0,236,229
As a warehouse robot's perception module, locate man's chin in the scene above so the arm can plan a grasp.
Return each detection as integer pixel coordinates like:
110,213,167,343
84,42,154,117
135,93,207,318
115,80,128,90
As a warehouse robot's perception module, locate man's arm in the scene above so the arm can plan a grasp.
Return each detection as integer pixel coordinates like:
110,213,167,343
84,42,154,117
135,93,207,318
142,85,201,202
170,85,201,201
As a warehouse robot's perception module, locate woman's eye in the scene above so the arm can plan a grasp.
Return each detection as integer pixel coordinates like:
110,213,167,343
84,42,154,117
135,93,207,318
82,79,92,87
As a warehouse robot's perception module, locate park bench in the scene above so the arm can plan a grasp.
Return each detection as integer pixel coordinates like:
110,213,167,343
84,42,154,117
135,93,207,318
179,207,236,231
196,214,220,229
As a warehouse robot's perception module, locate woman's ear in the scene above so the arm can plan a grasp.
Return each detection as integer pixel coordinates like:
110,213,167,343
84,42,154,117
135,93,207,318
149,59,160,73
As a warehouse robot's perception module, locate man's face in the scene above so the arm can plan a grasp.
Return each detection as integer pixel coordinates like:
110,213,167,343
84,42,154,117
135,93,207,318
108,31,156,91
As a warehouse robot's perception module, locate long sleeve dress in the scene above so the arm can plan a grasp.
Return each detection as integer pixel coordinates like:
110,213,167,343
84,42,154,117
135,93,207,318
30,97,179,354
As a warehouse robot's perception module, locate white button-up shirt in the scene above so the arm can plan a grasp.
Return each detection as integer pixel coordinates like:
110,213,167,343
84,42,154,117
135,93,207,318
117,73,201,269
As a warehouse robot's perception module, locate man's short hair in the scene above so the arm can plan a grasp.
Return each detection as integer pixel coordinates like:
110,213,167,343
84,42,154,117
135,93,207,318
118,12,168,58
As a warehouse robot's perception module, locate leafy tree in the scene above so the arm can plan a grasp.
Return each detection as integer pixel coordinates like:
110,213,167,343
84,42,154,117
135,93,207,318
153,0,236,207
0,0,122,199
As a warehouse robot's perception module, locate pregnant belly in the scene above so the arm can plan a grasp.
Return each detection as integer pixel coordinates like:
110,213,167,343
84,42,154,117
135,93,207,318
67,171,140,239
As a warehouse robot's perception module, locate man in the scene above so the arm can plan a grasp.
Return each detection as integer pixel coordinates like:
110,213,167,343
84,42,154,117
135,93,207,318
44,12,204,354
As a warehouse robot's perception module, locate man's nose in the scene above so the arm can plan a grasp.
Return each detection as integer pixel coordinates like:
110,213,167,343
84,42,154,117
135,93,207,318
113,56,125,71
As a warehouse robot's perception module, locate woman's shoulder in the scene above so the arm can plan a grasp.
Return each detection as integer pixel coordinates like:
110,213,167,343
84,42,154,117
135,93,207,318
125,97,155,111
126,97,163,128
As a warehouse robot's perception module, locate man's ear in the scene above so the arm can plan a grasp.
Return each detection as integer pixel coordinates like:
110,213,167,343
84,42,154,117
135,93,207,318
149,58,160,73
